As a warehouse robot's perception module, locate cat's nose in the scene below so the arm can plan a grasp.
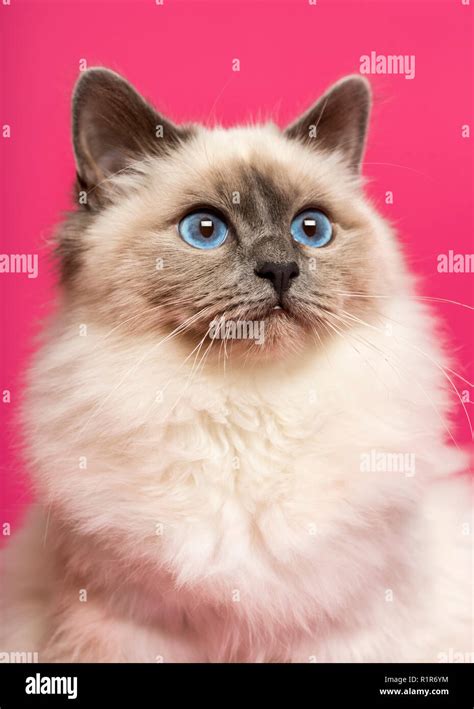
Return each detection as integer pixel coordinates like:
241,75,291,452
255,261,300,297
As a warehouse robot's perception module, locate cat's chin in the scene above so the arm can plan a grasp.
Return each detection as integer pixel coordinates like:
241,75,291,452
203,308,313,363
170,299,322,364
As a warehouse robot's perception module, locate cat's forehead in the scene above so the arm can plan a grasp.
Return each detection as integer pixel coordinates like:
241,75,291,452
143,124,356,222
182,124,341,182
194,124,295,160
192,128,301,222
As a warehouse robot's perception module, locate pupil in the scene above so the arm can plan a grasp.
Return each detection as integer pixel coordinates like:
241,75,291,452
200,218,214,238
303,218,317,237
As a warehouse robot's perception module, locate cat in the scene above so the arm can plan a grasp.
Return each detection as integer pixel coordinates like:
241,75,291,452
0,68,471,663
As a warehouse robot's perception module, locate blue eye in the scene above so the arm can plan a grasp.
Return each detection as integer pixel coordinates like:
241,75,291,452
290,209,333,247
178,211,228,249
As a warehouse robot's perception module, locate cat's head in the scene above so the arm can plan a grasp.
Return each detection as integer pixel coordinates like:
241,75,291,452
59,68,401,360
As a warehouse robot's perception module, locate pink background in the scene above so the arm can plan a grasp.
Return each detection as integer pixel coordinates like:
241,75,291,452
1,0,472,534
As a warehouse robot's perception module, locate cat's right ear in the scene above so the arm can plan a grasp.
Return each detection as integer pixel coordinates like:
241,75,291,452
72,68,189,206
284,75,371,173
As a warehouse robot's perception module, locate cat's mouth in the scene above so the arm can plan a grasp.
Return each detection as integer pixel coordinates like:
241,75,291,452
176,295,318,359
270,305,294,316
208,296,308,329
161,300,326,364
263,298,301,320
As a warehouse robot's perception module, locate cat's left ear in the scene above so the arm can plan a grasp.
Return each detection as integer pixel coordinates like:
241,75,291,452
284,75,371,172
72,67,191,199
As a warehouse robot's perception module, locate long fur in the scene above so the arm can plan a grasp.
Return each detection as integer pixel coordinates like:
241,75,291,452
0,72,472,662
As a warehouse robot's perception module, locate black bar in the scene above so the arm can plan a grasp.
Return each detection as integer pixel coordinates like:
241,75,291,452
0,663,472,708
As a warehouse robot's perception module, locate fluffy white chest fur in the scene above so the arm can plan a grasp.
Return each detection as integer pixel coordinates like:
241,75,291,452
1,298,471,663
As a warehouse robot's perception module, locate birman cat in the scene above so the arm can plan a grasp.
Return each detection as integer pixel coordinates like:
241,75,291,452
1,69,471,662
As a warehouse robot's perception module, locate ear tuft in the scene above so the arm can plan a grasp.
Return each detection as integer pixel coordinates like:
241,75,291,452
72,68,189,200
284,75,371,172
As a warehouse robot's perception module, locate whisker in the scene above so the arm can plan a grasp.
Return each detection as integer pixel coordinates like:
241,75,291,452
324,310,464,451
335,309,473,441
72,305,214,440
335,291,474,312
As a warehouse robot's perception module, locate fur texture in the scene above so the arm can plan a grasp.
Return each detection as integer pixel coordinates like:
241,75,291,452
0,69,471,662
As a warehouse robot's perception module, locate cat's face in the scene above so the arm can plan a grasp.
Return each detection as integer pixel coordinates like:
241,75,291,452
60,69,400,359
